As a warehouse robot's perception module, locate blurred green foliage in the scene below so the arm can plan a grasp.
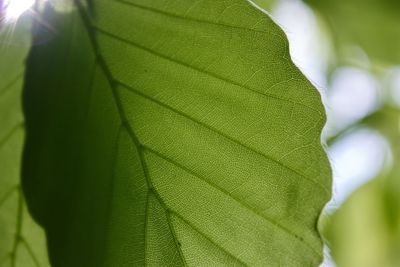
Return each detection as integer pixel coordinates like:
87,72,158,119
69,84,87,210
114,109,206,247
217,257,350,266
304,0,400,66
324,106,400,266
324,172,400,267
297,0,400,266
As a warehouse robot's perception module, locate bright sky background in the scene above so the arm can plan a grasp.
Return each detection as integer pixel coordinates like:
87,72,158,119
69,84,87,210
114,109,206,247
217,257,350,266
2,0,35,21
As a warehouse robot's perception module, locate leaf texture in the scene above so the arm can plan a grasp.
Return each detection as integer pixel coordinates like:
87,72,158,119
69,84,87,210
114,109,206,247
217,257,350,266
0,17,50,267
22,0,332,266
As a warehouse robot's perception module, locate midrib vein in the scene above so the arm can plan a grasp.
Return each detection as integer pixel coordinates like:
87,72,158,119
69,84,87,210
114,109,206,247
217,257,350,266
75,0,322,263
93,26,327,193
74,1,187,265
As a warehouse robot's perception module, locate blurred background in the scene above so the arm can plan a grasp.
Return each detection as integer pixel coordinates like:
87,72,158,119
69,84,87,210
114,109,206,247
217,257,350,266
253,0,400,266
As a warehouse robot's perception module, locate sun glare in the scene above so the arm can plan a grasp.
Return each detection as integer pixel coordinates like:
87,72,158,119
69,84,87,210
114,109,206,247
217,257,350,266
3,0,35,21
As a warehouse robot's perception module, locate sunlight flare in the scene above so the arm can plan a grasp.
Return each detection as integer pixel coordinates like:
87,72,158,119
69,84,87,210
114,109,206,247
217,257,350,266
3,0,35,21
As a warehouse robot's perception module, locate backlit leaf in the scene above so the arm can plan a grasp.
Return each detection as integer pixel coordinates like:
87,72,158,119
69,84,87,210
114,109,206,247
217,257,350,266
22,1,331,266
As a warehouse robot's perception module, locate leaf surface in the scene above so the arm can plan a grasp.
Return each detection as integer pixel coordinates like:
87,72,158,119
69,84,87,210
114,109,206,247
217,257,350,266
22,0,331,266
0,17,50,267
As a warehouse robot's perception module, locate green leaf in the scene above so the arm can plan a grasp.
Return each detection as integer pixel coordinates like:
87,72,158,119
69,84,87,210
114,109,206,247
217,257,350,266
22,0,331,265
0,17,50,267
304,0,400,65
251,0,278,11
